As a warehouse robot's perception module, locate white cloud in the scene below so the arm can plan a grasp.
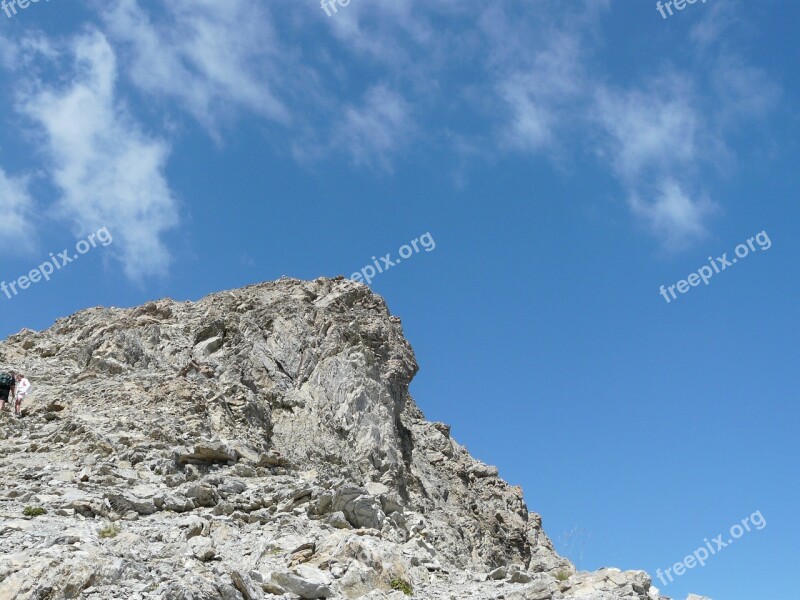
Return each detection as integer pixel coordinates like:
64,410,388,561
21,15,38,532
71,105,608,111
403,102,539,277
629,179,716,248
497,32,586,152
690,0,742,48
323,0,458,66
315,0,767,250
593,76,702,180
709,56,781,126
592,76,718,246
7,0,770,257
332,85,413,170
0,168,35,253
102,0,289,136
477,4,720,247
18,31,179,281
292,84,413,171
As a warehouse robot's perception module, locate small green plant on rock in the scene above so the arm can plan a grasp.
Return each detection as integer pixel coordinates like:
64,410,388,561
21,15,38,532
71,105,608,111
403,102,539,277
23,506,46,517
390,578,413,596
99,523,122,538
555,570,570,581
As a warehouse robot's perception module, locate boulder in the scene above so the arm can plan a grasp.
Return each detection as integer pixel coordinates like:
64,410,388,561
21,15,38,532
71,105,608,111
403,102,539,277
175,441,237,465
188,536,216,561
271,566,334,599
332,486,386,530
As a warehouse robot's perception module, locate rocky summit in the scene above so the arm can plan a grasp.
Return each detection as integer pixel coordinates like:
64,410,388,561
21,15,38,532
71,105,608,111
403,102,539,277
0,278,708,600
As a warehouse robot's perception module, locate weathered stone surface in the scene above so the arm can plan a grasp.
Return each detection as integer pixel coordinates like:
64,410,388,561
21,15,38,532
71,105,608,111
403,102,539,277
272,565,334,598
230,569,264,600
176,440,237,465
185,483,221,507
332,486,386,530
188,536,216,561
0,277,708,600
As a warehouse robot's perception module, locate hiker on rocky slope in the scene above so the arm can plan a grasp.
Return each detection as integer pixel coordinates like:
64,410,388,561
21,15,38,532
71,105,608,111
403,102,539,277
14,372,30,417
0,370,16,415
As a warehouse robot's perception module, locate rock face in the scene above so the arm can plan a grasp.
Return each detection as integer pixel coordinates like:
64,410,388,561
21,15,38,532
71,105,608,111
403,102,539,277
0,277,703,599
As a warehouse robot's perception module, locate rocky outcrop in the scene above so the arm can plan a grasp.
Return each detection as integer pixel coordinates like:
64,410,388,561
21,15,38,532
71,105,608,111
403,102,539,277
0,277,705,599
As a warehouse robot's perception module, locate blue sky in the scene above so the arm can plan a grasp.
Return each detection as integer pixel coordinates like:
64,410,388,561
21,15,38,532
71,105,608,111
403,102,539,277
1,1,798,598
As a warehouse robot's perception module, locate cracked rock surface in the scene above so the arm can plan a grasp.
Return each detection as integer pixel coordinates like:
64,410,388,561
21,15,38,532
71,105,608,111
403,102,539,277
0,277,703,600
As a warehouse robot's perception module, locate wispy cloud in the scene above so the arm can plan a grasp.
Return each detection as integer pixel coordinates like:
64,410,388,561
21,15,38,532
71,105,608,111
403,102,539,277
629,180,716,248
102,0,290,137
103,0,418,162
690,0,743,48
1,0,775,259
497,32,586,152
0,168,35,254
18,31,179,281
709,56,781,128
333,85,414,170
592,75,719,247
594,77,700,180
323,0,457,67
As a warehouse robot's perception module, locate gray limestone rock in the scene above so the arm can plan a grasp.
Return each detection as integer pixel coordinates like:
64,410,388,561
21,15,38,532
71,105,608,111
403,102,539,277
0,277,710,600
271,565,335,598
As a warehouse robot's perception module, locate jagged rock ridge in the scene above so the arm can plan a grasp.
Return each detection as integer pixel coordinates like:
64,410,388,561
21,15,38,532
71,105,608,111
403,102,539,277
0,277,705,600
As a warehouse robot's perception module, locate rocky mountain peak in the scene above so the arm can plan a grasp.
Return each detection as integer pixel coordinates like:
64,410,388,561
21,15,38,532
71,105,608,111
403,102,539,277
0,277,706,600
